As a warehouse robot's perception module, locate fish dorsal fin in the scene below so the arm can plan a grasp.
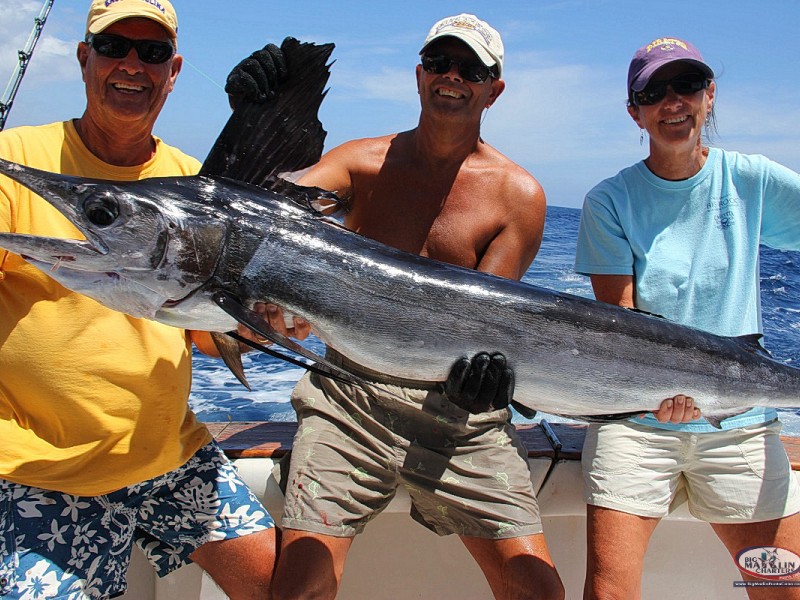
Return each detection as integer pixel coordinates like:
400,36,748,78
200,38,334,186
733,333,771,357
626,306,665,319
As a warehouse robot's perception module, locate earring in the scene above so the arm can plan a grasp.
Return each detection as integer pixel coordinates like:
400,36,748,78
639,129,645,146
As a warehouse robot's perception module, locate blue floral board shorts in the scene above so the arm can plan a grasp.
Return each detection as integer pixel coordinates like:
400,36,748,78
0,441,273,599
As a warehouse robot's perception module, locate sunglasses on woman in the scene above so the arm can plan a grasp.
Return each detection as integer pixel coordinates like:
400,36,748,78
421,54,496,84
632,72,711,106
87,33,175,65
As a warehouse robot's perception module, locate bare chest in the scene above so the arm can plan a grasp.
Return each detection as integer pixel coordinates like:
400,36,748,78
345,168,503,268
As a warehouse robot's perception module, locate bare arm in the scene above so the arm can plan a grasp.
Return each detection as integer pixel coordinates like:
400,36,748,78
476,174,547,280
590,274,700,423
296,141,358,201
590,274,635,307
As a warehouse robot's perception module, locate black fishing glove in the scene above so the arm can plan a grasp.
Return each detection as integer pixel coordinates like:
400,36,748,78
443,352,515,414
225,37,293,108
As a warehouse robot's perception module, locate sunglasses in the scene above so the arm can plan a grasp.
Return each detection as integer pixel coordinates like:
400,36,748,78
632,72,711,106
421,54,496,83
87,33,174,65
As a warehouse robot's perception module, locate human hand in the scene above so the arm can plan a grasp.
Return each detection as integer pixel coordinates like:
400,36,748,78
652,394,702,423
443,352,515,414
236,302,311,349
225,37,293,108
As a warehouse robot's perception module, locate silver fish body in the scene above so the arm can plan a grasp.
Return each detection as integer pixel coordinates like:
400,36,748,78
0,158,798,423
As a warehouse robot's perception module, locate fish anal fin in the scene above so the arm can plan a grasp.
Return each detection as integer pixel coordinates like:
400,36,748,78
211,331,250,390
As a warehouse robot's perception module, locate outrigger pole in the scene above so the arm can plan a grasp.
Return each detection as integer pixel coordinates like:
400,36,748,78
0,0,55,131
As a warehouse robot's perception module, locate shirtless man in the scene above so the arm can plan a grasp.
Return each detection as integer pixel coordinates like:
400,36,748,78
262,14,565,600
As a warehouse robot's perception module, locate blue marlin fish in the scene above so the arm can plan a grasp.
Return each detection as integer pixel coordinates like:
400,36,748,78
0,40,798,427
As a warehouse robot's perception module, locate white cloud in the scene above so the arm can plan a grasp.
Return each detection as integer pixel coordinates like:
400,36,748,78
0,1,82,128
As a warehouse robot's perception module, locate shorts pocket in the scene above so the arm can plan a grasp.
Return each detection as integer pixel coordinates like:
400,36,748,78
734,422,791,481
582,422,655,475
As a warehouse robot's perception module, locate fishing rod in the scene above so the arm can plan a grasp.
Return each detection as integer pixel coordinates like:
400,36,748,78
0,0,55,131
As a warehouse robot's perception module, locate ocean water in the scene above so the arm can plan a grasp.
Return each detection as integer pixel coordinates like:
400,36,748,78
188,205,800,436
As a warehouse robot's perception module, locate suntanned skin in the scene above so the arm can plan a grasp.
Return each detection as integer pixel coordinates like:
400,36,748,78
271,38,564,600
583,63,800,600
75,18,279,600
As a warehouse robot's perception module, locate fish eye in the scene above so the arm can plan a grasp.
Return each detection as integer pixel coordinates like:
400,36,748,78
83,195,119,227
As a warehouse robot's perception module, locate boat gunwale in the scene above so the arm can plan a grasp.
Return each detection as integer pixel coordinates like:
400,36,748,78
206,421,800,470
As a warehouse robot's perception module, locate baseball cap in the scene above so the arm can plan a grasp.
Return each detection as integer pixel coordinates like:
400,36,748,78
420,14,504,78
628,37,714,94
86,0,178,39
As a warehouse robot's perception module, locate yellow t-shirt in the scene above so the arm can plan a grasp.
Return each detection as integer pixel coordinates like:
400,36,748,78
0,120,212,495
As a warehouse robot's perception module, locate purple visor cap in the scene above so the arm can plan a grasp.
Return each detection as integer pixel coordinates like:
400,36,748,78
627,37,714,93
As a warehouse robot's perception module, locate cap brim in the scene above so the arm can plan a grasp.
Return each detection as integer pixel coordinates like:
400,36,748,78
632,58,714,92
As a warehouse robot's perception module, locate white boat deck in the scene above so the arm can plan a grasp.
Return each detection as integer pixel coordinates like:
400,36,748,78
119,422,800,599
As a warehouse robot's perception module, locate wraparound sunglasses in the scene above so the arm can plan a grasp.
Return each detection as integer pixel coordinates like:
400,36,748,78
421,54,496,83
632,72,711,106
87,33,174,65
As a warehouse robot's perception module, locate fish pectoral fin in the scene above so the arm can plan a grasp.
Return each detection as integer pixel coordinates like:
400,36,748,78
211,290,368,388
211,332,251,390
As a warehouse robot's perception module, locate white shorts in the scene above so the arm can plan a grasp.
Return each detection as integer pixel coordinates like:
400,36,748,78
582,420,800,522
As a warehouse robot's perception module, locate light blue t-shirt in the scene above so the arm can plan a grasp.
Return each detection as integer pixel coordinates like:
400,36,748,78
575,147,800,432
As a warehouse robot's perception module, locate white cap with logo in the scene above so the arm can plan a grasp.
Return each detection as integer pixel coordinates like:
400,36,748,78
420,14,504,77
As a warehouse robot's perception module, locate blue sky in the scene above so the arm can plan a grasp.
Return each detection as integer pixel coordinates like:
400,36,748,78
1,0,798,208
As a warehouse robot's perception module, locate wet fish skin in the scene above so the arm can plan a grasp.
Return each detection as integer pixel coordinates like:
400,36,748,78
0,156,798,426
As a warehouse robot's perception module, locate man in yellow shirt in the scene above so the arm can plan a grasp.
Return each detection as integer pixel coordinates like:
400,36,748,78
0,1,286,598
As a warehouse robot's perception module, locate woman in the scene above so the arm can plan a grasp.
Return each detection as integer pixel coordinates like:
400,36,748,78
575,37,800,598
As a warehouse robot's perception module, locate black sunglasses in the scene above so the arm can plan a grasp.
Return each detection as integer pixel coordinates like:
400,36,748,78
421,54,496,83
632,72,711,106
87,33,174,65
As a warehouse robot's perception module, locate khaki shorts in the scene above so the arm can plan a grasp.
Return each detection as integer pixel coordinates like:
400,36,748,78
279,371,542,538
582,420,800,522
